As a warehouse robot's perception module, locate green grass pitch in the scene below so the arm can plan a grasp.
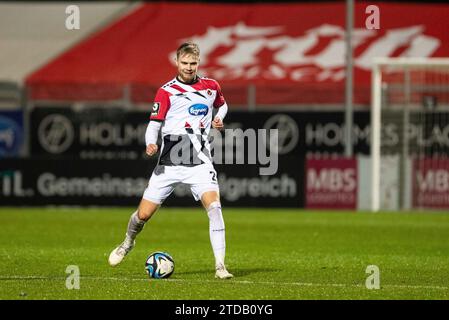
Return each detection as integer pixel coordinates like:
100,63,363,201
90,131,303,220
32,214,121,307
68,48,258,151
0,207,448,300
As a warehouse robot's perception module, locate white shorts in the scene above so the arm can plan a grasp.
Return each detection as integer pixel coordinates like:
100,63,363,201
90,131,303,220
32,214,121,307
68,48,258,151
142,163,220,204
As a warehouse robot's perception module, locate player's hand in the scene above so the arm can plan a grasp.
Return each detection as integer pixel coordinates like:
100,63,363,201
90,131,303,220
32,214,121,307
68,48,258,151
212,116,224,130
146,144,158,157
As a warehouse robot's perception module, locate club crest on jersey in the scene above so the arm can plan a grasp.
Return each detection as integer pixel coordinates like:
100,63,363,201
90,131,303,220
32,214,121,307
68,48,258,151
206,89,212,96
189,104,208,116
152,103,160,116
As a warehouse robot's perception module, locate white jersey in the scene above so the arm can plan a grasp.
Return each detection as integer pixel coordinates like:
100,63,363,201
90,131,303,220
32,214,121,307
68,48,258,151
150,75,226,166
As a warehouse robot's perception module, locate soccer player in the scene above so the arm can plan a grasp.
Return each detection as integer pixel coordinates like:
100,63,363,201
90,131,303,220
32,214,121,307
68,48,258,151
108,42,233,279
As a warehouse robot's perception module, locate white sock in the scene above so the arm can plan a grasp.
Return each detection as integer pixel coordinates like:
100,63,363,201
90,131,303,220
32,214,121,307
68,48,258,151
207,201,226,267
125,211,145,246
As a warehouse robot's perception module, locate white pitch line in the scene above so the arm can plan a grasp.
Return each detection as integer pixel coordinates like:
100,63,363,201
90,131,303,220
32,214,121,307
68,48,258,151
1,275,448,291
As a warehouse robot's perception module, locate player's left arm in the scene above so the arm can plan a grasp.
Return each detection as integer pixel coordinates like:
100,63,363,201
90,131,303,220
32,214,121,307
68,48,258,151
212,103,228,130
212,81,228,130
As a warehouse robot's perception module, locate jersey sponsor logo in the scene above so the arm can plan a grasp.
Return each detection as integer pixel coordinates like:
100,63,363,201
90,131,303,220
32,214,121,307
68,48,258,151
189,104,209,116
152,102,160,116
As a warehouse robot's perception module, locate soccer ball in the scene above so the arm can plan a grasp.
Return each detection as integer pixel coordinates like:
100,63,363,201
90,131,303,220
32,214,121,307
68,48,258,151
145,251,175,279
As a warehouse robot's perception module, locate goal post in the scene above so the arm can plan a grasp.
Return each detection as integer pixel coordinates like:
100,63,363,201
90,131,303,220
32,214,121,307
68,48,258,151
371,57,449,212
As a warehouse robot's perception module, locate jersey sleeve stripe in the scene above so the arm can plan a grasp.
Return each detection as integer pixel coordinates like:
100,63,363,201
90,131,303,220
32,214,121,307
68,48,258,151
175,82,199,92
163,86,182,95
170,84,188,93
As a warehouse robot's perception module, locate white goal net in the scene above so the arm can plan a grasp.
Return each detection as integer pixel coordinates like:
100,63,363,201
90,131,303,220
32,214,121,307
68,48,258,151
371,58,449,211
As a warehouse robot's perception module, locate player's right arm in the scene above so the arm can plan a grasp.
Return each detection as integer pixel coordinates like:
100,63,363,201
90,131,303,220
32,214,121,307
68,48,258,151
145,121,160,156
146,143,158,157
145,88,171,157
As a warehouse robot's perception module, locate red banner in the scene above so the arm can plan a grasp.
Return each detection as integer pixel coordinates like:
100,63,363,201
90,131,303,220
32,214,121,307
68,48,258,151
26,2,449,105
413,158,449,209
306,158,357,209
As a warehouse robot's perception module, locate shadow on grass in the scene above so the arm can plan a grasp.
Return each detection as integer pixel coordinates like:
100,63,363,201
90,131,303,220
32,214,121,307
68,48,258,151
176,267,281,277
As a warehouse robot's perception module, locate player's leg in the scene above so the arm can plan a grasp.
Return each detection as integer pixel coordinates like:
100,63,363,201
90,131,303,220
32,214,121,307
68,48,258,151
201,191,233,279
109,166,176,267
125,198,160,246
186,164,233,278
108,199,160,267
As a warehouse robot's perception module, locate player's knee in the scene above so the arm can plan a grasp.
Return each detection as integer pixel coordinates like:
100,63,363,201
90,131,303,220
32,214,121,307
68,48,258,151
207,201,222,220
138,205,159,221
207,201,221,212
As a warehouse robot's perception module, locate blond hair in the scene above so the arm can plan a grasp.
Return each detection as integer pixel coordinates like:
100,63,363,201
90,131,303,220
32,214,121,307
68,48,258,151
176,41,200,59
